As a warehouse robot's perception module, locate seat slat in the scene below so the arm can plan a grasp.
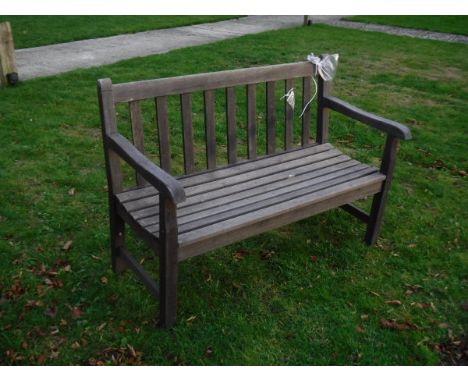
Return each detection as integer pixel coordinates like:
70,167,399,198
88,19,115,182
117,143,333,204
177,173,385,247
141,163,371,230
114,144,386,260
179,142,332,187
118,143,333,206
132,155,355,221
122,147,342,212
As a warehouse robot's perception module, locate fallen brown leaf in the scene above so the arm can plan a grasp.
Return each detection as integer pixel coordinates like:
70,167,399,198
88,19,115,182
71,341,81,350
186,315,196,323
203,346,213,358
44,306,57,318
356,325,365,333
310,255,318,262
68,188,75,196
385,300,402,306
100,276,108,285
70,306,83,320
380,318,417,331
97,323,107,331
360,314,369,320
62,240,73,251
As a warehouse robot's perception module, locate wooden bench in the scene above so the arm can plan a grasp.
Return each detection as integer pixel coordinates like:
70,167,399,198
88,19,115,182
97,61,411,328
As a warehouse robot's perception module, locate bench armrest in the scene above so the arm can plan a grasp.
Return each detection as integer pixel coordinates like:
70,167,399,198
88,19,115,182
323,96,411,140
106,133,186,204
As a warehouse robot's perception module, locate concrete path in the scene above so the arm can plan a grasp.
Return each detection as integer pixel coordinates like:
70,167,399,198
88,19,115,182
15,15,467,81
319,18,468,45
16,16,305,80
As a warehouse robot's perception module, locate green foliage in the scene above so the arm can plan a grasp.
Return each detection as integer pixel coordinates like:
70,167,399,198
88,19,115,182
0,16,240,49
0,24,466,365
344,16,468,36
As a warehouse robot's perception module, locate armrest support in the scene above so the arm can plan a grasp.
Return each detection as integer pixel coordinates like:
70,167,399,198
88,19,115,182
106,133,186,204
323,96,412,140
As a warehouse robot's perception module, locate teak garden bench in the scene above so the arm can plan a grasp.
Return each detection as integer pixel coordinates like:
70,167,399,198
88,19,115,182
97,61,411,328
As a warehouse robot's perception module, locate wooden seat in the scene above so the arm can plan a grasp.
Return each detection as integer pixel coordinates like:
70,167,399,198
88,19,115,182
116,143,385,260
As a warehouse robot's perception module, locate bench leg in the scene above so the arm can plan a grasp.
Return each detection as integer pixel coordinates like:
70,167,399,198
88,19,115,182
365,136,400,246
109,202,127,273
158,197,179,328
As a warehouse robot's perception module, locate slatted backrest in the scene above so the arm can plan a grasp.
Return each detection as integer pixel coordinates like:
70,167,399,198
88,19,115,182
110,61,319,178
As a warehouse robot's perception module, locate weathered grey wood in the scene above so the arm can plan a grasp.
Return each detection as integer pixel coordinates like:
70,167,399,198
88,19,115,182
323,96,412,140
284,79,294,150
179,142,332,188
113,62,315,102
178,174,384,260
134,157,359,226
340,203,370,223
98,79,123,194
158,196,179,328
247,84,257,159
0,22,18,86
156,96,171,173
180,93,195,174
302,76,312,146
266,81,276,155
128,155,355,221
106,133,186,203
119,247,160,298
204,90,216,169
317,75,331,144
365,135,400,245
98,78,127,274
226,87,237,164
144,164,375,232
129,101,147,187
116,201,160,251
99,60,410,328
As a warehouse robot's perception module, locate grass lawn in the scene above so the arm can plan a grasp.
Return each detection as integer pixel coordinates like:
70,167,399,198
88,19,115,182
344,16,468,36
0,24,467,365
0,16,240,49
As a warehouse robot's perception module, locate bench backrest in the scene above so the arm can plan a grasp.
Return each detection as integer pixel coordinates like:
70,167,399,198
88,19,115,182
99,61,332,188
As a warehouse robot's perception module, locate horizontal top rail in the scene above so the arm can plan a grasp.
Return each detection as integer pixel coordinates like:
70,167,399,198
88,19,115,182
112,62,316,103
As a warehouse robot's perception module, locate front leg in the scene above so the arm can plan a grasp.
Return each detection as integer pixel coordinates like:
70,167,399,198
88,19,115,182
158,196,179,328
365,135,400,245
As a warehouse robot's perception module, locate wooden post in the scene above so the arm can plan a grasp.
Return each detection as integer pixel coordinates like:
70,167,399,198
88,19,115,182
0,21,18,86
303,16,311,26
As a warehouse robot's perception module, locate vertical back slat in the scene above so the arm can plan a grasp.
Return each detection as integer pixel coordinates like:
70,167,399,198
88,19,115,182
226,87,237,164
301,76,312,147
246,84,257,159
317,76,331,144
156,96,171,173
180,93,195,174
204,90,216,169
284,79,294,150
266,81,276,155
129,101,147,186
